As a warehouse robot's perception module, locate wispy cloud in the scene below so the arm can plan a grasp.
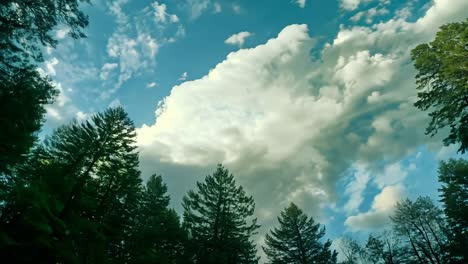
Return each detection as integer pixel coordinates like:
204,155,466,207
179,72,188,81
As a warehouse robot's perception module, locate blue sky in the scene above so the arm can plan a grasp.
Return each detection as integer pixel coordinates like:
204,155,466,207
40,0,467,260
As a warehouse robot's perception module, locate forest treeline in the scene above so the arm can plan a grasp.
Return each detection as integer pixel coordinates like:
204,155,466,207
0,1,466,263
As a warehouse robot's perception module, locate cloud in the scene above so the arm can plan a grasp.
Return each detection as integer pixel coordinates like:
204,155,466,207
100,63,119,80
152,1,179,23
374,162,408,189
295,0,306,8
179,72,188,81
56,28,70,39
350,7,389,24
232,3,241,14
345,185,405,231
108,0,129,25
186,0,210,19
147,82,157,88
225,31,253,47
340,0,389,11
214,2,222,13
76,111,88,121
136,0,468,249
45,57,59,76
104,31,159,98
340,0,366,11
343,164,371,214
44,82,83,126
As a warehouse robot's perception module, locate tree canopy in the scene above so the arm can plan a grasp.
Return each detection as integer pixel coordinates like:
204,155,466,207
263,203,337,264
411,19,468,153
0,0,89,72
182,164,260,264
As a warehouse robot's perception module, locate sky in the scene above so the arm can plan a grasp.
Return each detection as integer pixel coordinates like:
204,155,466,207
40,0,467,261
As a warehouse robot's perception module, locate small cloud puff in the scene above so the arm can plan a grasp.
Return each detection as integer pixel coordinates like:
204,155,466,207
224,31,252,47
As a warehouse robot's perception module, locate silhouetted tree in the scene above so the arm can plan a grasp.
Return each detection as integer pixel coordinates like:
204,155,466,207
127,174,188,264
0,68,57,173
0,0,89,72
0,107,143,263
438,159,468,263
183,164,259,264
263,203,337,264
391,197,449,264
0,0,89,173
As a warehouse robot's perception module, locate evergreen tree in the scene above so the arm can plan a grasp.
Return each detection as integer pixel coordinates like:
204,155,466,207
438,159,468,263
127,174,188,264
0,107,143,263
263,203,337,264
0,0,89,72
182,164,259,264
0,68,57,174
0,0,89,173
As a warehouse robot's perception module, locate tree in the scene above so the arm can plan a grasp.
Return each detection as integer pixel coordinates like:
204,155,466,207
127,174,188,264
263,203,337,264
0,107,143,263
411,19,468,153
391,197,449,264
337,237,364,264
182,164,260,264
0,0,89,72
0,0,89,173
438,159,468,263
364,231,404,264
0,68,57,174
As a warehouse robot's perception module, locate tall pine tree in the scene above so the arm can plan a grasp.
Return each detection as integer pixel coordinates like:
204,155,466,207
182,164,260,264
263,203,337,264
127,174,188,264
0,107,143,263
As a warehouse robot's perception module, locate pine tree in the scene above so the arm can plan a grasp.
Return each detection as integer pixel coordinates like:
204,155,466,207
0,107,143,263
0,68,57,174
0,0,88,72
0,0,89,173
127,174,188,264
182,164,260,264
263,203,337,264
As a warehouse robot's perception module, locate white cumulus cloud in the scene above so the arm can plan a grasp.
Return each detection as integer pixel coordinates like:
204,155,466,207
295,0,306,8
225,31,253,47
345,185,405,231
136,0,468,248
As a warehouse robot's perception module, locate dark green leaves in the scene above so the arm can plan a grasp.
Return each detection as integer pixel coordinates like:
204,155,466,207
183,164,260,264
263,203,337,264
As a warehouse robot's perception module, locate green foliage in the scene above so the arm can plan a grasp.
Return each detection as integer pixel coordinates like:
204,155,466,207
0,0,89,173
127,174,188,264
0,0,89,71
0,67,57,173
263,203,337,264
182,164,260,264
0,107,144,263
337,236,364,264
391,197,449,264
438,159,468,262
411,19,468,153
363,232,404,264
